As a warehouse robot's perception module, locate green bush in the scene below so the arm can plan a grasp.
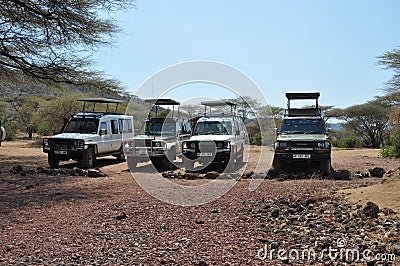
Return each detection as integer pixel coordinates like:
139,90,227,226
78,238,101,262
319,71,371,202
250,132,262,146
340,136,357,148
381,132,400,158
1,120,17,141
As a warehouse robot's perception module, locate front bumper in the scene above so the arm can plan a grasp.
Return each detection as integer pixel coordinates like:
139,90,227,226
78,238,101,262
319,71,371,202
124,146,167,158
274,149,331,161
182,148,231,163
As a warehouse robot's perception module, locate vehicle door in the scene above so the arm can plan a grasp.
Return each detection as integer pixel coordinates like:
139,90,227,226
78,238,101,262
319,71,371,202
97,120,112,153
177,121,191,154
110,119,122,152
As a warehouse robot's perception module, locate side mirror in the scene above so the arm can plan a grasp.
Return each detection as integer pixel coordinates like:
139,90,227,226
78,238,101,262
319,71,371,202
99,129,107,136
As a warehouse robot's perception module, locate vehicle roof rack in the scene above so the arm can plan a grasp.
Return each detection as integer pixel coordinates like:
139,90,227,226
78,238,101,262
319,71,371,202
285,92,320,110
201,100,237,116
145,98,181,118
78,98,123,113
144,98,180,105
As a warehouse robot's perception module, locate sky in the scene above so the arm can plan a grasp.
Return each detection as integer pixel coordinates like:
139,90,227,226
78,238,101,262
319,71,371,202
94,0,400,108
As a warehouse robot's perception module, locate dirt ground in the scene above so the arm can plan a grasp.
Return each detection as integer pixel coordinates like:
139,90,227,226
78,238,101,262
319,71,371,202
0,139,399,265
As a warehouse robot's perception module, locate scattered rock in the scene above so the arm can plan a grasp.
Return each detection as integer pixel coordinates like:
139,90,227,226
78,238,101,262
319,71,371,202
271,208,280,218
334,170,351,180
87,169,106,178
363,202,380,219
382,208,396,216
10,165,23,173
355,171,369,178
116,212,127,220
204,171,219,179
242,171,254,179
369,167,385,178
195,220,205,225
199,261,208,266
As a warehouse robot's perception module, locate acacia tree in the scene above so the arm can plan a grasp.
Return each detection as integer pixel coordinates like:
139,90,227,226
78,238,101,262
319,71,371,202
377,49,400,93
0,0,133,88
336,101,391,148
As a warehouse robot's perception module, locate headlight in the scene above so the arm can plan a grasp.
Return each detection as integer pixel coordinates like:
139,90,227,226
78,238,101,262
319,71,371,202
317,142,325,148
183,142,196,149
153,141,166,148
43,138,49,145
278,142,287,148
154,141,161,147
216,141,231,149
78,139,84,148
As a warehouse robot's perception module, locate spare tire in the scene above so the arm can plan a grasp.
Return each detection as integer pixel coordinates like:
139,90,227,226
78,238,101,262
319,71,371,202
0,126,6,141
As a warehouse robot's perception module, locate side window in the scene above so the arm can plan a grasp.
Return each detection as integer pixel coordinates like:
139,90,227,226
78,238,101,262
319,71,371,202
120,119,133,133
185,122,191,133
111,120,119,134
99,122,108,135
118,119,124,134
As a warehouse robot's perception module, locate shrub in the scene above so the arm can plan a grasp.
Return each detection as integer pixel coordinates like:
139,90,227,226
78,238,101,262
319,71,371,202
381,131,400,157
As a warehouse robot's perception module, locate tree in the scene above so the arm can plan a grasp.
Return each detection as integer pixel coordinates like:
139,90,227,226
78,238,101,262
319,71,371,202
225,96,260,121
377,48,400,93
0,0,133,88
12,96,45,138
336,101,391,148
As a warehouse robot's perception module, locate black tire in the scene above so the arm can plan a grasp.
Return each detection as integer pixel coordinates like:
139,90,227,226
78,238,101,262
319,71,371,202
223,158,236,173
82,147,96,168
48,152,60,168
127,156,138,170
321,159,332,176
150,157,163,171
183,157,194,171
116,146,125,161
272,158,283,172
236,146,244,164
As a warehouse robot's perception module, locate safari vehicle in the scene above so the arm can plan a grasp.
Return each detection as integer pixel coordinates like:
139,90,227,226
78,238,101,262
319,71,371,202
273,92,332,175
0,119,5,146
124,99,191,170
43,98,134,168
181,100,246,172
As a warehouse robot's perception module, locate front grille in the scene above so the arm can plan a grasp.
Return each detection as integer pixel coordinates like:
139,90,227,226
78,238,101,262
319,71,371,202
135,139,152,147
289,142,314,148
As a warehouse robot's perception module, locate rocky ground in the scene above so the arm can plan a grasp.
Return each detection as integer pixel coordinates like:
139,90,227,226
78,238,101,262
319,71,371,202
0,140,399,265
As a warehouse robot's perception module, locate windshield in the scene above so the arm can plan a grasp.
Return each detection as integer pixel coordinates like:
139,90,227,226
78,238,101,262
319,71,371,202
63,118,99,134
193,121,232,135
139,120,176,136
281,118,326,134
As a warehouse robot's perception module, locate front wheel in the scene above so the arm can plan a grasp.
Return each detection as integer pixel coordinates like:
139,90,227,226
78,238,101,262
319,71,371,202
127,156,138,170
82,147,96,168
183,157,194,171
48,153,60,168
116,146,125,161
320,159,332,176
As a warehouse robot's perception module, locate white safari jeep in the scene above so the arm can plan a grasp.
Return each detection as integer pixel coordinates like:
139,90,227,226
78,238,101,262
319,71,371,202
0,120,5,146
43,98,134,168
124,99,191,170
181,101,246,172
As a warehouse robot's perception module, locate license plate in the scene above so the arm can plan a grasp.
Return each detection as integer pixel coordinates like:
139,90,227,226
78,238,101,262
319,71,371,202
54,150,67,155
293,154,311,159
197,152,213,157
138,149,147,155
